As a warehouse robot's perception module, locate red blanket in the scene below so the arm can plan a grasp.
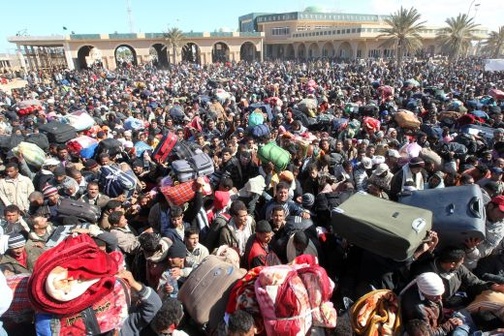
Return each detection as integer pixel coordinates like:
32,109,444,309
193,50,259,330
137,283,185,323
28,234,119,315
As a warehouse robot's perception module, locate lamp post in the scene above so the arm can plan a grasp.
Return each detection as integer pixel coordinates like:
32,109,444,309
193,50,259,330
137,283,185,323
466,0,480,17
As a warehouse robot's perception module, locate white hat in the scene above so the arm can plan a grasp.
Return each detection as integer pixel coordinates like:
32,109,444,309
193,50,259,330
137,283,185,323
416,272,445,296
373,163,389,176
43,158,61,167
361,157,373,170
387,149,401,159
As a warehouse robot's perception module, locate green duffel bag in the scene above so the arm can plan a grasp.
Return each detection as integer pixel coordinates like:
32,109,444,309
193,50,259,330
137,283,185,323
331,192,432,261
258,142,291,171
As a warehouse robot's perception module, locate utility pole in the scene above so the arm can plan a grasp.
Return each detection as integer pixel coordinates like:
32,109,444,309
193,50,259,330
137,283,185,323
126,0,135,33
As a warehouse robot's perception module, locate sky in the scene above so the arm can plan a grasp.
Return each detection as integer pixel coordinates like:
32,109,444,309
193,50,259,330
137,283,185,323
1,0,502,54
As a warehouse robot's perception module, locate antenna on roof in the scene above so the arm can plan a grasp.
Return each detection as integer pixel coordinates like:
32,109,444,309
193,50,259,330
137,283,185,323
125,0,135,33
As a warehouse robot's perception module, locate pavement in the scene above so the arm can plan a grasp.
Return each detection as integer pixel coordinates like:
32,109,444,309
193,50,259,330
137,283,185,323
0,78,28,92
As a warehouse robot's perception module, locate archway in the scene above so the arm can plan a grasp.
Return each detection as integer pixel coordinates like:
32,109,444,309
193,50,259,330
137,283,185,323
286,44,295,59
114,44,137,67
338,42,353,59
297,43,306,59
321,42,335,58
150,43,169,68
357,42,367,59
212,42,230,63
182,42,201,64
76,45,94,70
308,43,320,58
240,42,257,62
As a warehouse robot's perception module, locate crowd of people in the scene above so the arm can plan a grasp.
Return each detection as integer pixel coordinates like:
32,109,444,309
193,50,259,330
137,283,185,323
0,56,504,335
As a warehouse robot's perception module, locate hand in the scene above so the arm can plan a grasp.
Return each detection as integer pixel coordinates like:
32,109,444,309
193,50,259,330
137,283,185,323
117,270,142,292
170,267,183,278
464,237,481,250
426,230,439,253
71,228,90,234
491,283,504,293
196,177,205,187
164,283,174,293
448,317,463,327
301,211,311,219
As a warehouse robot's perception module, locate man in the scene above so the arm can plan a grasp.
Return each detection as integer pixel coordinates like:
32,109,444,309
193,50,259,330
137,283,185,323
42,185,60,222
49,166,78,195
25,214,53,251
413,247,504,335
165,206,190,245
0,205,30,235
80,181,110,209
157,240,188,299
33,157,60,192
465,195,504,270
0,162,34,214
149,297,188,336
243,220,274,269
218,200,256,257
99,200,123,231
109,210,140,256
219,147,242,189
0,233,42,274
390,157,426,201
184,227,209,269
477,167,504,195
263,182,310,220
401,272,463,336
269,205,289,263
227,310,256,336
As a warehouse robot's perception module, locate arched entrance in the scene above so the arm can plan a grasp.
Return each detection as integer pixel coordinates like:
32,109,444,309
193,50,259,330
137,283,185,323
338,42,353,59
297,43,306,59
286,45,295,59
76,45,94,70
321,42,335,57
357,42,366,59
114,44,137,67
308,43,320,58
149,43,169,68
212,42,230,63
240,42,256,62
182,42,201,64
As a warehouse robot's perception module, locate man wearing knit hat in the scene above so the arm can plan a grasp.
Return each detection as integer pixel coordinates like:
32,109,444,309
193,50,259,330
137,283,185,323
42,185,60,222
0,232,42,274
401,272,463,335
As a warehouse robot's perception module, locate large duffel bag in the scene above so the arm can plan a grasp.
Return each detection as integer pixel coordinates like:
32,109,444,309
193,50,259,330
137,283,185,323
12,141,46,168
395,109,421,129
25,133,50,151
331,192,432,261
179,255,246,331
66,110,96,131
99,165,137,198
152,132,178,162
251,124,270,139
56,199,101,224
258,142,291,172
94,138,124,159
398,185,486,247
38,121,77,144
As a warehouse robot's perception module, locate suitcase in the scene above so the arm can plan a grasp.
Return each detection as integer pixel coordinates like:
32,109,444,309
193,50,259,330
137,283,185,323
172,140,199,160
39,121,77,144
152,132,178,162
179,255,246,330
331,192,432,260
56,199,101,224
189,152,214,176
171,153,215,182
258,142,291,172
398,185,486,247
95,138,124,159
462,125,495,145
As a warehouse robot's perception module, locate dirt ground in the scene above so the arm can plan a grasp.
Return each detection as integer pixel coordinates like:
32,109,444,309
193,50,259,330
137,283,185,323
0,78,28,92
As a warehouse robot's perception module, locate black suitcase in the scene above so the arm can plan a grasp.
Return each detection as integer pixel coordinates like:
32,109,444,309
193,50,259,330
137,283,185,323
39,121,77,144
461,125,495,145
331,192,433,261
94,138,123,158
56,199,101,224
399,185,486,247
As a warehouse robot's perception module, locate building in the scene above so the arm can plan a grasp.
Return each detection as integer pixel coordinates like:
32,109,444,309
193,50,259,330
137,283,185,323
6,6,488,72
239,6,488,60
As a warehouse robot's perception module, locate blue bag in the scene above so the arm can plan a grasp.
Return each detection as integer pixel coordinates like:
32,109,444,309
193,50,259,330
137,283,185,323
99,165,137,198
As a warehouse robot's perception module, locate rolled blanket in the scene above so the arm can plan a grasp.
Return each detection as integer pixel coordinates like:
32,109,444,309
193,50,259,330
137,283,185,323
28,234,119,315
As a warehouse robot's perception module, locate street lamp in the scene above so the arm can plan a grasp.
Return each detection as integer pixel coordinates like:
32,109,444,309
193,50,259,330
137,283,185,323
466,0,480,17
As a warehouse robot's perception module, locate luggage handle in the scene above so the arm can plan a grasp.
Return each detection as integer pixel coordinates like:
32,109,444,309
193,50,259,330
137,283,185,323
468,196,482,218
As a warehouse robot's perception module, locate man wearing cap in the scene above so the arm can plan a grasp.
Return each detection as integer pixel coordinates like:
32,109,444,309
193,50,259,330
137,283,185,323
465,195,504,270
354,157,372,192
33,158,60,192
385,149,402,174
0,162,34,214
477,167,504,195
243,220,275,269
42,185,60,222
0,232,42,274
390,157,426,201
158,240,188,298
368,163,394,195
401,272,463,335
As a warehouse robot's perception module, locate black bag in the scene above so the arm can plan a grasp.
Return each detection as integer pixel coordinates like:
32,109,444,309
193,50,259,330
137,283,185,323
94,138,123,159
38,121,77,144
172,141,197,160
25,133,50,151
398,185,486,247
56,199,101,224
0,134,24,152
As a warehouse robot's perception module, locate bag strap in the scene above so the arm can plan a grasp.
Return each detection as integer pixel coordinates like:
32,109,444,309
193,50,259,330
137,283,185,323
81,306,101,335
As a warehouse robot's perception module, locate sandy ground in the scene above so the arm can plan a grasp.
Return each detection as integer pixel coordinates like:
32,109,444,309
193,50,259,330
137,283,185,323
0,79,28,92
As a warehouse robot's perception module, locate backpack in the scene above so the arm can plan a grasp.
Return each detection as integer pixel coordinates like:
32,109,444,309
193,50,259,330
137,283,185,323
248,109,265,128
201,213,231,252
99,165,137,198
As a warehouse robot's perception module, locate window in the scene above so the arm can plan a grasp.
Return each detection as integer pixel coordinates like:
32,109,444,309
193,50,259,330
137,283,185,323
346,29,350,33
351,28,356,33
272,27,290,36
